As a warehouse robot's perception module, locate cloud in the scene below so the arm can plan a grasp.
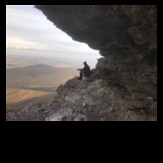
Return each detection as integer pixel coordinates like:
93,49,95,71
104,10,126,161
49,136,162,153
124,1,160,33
6,5,101,67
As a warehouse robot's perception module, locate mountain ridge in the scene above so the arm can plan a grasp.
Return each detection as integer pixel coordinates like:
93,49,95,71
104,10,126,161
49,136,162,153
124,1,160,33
6,5,157,121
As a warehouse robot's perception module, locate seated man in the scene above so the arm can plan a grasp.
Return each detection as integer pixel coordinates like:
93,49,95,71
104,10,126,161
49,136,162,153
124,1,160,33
78,62,91,80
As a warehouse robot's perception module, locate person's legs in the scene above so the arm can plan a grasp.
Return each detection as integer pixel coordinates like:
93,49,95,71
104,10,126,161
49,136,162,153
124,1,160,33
78,70,83,80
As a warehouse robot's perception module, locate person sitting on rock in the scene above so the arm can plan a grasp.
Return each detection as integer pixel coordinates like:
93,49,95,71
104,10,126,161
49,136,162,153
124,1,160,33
77,61,91,80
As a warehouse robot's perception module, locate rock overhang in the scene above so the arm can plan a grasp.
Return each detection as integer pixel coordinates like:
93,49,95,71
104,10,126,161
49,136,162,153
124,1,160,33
35,5,157,57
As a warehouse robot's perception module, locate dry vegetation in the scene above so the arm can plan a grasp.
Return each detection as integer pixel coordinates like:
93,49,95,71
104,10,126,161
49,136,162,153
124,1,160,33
6,64,78,112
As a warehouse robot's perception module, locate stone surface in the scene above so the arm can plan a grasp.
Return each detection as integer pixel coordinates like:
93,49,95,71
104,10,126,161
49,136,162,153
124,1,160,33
6,5,157,121
6,76,157,121
146,96,154,101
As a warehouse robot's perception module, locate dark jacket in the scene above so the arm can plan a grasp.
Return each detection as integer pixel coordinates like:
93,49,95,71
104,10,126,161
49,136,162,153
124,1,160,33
83,64,91,77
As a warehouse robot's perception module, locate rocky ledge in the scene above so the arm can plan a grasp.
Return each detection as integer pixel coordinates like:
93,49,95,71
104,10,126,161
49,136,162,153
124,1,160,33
6,75,157,121
6,5,157,121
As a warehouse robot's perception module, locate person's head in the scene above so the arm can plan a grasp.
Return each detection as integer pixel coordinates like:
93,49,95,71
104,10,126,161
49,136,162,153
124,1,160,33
83,61,87,66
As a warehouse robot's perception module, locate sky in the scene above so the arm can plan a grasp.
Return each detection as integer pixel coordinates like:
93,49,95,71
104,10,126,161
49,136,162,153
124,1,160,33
6,5,101,68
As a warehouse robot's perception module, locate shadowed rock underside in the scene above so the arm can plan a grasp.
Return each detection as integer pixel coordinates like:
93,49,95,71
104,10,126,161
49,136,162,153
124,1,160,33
6,5,157,121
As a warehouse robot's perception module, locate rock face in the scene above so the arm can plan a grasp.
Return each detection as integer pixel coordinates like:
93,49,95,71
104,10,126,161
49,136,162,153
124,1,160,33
35,5,157,84
6,76,157,121
6,5,157,121
35,5,157,79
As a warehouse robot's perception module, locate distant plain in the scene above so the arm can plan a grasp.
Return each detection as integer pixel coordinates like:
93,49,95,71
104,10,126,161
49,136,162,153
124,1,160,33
6,63,78,112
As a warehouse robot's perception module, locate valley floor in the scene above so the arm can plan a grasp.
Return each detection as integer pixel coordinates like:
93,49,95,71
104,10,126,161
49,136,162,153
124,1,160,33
6,65,78,113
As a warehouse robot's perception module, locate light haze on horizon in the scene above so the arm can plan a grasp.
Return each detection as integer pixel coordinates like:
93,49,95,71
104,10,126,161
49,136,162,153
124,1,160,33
6,5,101,68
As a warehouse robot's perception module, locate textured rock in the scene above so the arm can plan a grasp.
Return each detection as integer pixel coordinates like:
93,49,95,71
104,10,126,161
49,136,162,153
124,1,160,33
35,6,156,54
146,96,154,101
45,108,73,121
6,76,157,121
35,5,157,89
6,5,157,121
45,108,87,121
35,5,157,121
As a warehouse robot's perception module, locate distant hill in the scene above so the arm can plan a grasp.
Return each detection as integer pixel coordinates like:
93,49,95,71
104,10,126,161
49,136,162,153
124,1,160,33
6,64,78,111
7,64,75,76
6,64,77,87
